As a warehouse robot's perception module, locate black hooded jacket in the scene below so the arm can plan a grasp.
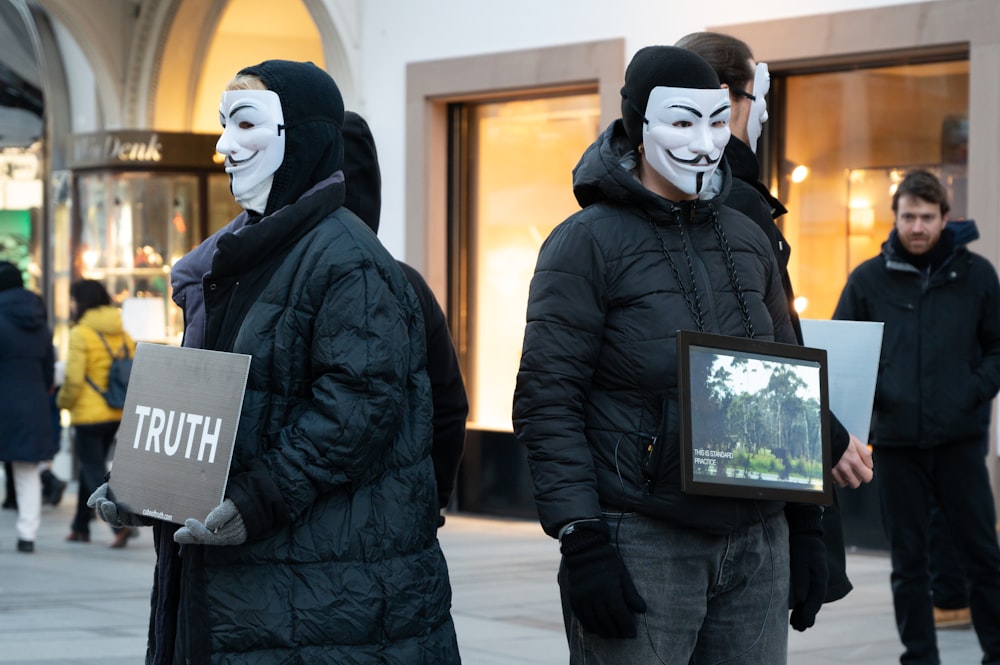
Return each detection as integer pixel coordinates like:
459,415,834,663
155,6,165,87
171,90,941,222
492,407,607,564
513,120,801,537
343,111,468,511
172,113,467,513
156,62,458,665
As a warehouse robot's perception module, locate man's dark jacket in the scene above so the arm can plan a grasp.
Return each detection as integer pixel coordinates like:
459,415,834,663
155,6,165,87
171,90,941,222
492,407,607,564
726,136,853,602
342,111,468,511
834,227,1000,448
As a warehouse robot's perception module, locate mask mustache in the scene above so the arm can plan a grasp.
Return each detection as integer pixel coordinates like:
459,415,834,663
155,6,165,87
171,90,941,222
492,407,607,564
667,150,720,166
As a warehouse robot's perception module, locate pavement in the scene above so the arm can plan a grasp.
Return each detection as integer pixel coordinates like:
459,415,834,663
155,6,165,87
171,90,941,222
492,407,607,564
0,482,985,664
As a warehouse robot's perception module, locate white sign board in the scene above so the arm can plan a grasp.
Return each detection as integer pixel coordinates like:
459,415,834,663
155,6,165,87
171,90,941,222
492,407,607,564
109,343,251,525
799,319,883,441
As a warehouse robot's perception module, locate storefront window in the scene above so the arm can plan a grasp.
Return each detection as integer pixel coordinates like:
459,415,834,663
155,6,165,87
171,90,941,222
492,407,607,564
776,60,969,318
461,94,600,431
76,172,198,344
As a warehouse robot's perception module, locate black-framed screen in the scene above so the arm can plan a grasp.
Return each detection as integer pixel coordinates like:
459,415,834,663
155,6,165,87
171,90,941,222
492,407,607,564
676,330,832,505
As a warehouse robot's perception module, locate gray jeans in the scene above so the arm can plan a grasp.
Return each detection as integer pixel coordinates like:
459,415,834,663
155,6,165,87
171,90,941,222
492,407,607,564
561,510,790,665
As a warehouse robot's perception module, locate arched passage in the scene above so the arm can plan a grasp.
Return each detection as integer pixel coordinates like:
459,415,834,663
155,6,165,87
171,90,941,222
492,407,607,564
154,0,356,133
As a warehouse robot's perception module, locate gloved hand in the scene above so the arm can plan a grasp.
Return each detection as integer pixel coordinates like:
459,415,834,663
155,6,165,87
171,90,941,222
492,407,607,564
788,528,828,631
173,499,247,546
560,520,647,639
87,482,153,528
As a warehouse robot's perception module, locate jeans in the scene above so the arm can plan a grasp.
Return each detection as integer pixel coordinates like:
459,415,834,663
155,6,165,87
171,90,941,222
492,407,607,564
71,421,121,535
874,443,1000,665
561,510,789,665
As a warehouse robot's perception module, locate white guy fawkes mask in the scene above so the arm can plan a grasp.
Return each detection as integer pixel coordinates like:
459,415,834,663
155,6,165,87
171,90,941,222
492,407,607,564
642,86,731,196
216,89,285,213
746,62,770,154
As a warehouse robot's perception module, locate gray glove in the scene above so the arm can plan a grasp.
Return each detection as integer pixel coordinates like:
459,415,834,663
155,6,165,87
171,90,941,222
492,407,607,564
173,499,247,546
87,482,153,528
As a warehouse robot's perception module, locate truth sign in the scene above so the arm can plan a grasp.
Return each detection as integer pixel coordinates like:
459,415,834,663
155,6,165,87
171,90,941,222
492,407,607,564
109,343,251,525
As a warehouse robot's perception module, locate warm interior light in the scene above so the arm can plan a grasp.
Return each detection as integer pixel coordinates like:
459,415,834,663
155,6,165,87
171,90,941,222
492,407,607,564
848,198,876,236
790,165,810,183
794,296,808,314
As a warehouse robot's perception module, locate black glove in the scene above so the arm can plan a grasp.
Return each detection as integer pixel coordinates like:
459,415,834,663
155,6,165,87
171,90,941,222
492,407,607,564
560,520,647,639
787,507,828,632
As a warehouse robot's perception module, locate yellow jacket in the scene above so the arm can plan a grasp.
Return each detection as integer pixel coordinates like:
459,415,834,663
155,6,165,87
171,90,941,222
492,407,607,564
57,305,136,425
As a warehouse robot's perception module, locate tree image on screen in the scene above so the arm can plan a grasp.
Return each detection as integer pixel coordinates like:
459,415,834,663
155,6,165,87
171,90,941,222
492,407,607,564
689,348,824,490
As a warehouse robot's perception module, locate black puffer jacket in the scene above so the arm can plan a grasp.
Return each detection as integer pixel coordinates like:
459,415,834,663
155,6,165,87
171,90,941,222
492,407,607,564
834,229,1000,448
164,173,458,664
513,120,797,538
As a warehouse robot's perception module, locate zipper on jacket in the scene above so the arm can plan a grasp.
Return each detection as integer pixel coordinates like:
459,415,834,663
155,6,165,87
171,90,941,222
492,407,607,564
643,434,658,494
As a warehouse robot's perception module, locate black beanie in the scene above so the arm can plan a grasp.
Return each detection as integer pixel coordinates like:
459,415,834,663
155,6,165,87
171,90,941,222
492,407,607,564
620,46,722,150
342,111,382,234
0,261,22,291
237,60,345,216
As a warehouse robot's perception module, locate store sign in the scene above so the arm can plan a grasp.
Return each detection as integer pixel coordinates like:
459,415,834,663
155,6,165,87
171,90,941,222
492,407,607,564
68,130,220,170
108,343,251,525
74,133,162,164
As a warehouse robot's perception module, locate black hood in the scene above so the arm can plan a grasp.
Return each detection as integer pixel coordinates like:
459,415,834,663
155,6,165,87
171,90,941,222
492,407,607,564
0,288,46,332
342,111,382,233
237,60,345,217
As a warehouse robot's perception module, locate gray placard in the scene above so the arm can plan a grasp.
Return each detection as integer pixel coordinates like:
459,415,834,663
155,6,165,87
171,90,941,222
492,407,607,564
108,343,251,525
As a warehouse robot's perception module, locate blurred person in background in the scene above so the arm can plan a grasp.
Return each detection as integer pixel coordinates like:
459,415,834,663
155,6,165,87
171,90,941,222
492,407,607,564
0,261,56,553
834,169,1000,665
57,278,137,548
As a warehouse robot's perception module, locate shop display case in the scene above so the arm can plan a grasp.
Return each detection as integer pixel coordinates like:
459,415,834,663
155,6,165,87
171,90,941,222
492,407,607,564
75,171,197,343
67,131,240,345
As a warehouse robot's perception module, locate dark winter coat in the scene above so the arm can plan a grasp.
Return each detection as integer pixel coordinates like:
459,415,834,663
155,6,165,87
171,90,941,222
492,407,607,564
157,171,458,664
834,228,1000,448
341,110,468,511
0,287,55,462
397,262,469,510
171,111,468,513
513,120,799,538
724,136,852,602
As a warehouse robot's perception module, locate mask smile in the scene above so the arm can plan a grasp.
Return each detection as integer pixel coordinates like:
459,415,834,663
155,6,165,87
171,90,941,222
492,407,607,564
226,151,260,168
